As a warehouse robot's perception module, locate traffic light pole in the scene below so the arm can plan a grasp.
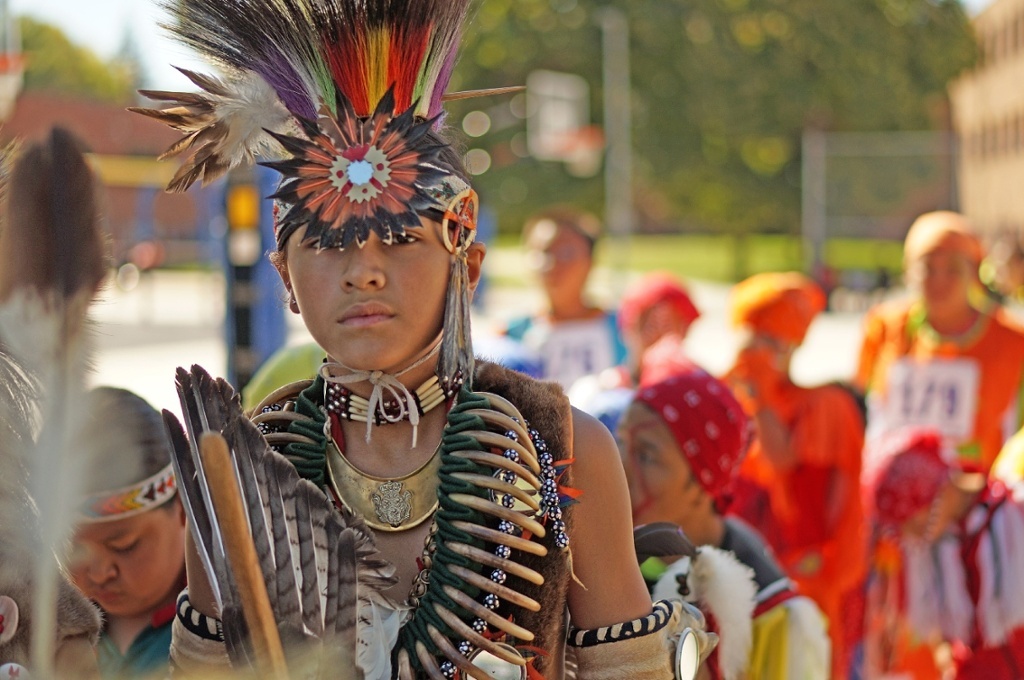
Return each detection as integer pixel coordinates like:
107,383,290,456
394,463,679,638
223,165,286,390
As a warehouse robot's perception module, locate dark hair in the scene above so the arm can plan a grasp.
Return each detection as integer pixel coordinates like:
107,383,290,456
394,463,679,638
522,206,602,255
81,387,172,494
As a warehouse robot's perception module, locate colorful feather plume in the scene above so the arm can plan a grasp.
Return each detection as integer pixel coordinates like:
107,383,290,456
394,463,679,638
137,0,472,193
0,129,106,676
164,365,397,677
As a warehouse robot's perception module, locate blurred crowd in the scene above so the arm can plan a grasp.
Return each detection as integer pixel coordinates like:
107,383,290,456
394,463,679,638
487,207,1024,680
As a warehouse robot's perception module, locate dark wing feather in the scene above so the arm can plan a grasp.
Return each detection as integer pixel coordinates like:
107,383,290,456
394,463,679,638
324,524,360,680
265,454,304,634
633,522,698,564
293,483,323,636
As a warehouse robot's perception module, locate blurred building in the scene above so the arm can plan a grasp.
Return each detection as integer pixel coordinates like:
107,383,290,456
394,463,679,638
950,0,1024,237
0,91,210,266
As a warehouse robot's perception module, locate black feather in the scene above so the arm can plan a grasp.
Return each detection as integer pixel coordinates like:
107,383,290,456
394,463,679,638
633,522,698,564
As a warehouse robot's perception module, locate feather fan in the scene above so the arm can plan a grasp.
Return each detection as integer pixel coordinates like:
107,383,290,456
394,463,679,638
136,0,471,192
163,364,396,677
0,129,106,675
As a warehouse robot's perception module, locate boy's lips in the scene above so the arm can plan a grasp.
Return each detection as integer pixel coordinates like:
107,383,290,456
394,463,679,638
339,302,395,327
91,588,122,603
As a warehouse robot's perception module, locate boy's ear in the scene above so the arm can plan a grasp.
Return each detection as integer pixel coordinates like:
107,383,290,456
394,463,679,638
270,250,290,287
466,242,487,294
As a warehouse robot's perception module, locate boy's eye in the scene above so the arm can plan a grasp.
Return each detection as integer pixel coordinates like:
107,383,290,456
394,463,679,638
109,540,139,555
636,445,659,466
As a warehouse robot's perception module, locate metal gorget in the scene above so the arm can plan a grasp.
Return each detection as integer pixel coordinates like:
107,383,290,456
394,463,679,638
326,435,441,533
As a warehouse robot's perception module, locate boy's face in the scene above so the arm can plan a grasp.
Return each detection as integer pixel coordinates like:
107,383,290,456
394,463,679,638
525,222,592,303
68,501,186,618
909,248,974,319
618,402,706,531
282,217,482,374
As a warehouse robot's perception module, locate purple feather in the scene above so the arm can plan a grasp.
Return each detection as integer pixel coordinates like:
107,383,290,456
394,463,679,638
428,40,460,120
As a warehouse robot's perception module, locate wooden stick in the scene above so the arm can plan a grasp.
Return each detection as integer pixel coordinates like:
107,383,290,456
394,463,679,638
200,432,290,679
442,85,525,102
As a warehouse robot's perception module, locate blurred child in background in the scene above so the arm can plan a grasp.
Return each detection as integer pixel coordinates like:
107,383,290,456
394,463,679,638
505,207,626,389
865,429,1024,679
621,369,830,680
69,387,186,680
725,272,865,679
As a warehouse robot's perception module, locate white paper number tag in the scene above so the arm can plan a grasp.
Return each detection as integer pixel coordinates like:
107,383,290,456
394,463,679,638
884,358,980,440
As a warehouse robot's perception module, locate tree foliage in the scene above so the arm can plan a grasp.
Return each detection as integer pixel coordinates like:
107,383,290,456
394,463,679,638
447,0,976,236
20,17,137,105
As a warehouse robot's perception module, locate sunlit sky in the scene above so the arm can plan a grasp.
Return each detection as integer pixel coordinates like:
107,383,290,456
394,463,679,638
10,0,998,90
10,0,205,89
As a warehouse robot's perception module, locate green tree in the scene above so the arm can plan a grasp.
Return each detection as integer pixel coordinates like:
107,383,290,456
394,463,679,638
448,0,976,238
20,17,136,104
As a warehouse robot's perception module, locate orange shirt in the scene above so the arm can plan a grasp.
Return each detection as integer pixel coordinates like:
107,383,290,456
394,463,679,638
725,368,866,680
734,382,866,587
856,300,1024,473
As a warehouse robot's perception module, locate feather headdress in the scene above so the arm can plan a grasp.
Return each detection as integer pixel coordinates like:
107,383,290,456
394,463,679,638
138,0,488,385
134,0,478,247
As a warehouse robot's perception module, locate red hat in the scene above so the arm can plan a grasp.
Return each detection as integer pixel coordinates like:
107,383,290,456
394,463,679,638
865,429,951,528
619,272,700,334
634,368,752,510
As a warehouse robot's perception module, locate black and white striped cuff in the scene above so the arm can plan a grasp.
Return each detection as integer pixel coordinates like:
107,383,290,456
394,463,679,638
175,590,224,642
567,599,677,648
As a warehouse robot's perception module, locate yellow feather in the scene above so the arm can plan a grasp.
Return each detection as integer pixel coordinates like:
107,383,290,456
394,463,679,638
366,28,389,110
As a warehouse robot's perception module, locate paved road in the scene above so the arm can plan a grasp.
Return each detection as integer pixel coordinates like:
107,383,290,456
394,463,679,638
90,263,871,419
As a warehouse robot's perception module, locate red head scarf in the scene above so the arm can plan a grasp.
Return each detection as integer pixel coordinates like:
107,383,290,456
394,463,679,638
634,368,752,510
619,272,700,334
730,272,825,345
865,429,951,529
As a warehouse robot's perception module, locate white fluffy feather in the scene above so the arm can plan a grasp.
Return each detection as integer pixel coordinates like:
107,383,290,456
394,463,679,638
0,291,93,673
212,72,296,164
653,548,757,680
783,596,832,679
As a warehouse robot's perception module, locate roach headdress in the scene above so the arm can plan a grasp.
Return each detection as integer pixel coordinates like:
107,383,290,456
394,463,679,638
137,0,491,385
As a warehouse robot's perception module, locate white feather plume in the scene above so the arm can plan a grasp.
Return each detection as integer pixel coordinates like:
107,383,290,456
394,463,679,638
131,69,296,191
209,72,297,163
653,547,757,680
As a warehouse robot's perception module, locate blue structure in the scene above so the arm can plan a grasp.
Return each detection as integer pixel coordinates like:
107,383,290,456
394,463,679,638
222,165,287,389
